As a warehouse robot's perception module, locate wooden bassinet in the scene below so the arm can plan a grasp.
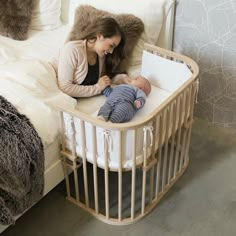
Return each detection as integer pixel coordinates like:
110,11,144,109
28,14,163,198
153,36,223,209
59,44,199,225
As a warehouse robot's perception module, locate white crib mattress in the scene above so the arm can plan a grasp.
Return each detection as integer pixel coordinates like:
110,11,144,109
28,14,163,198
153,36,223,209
76,84,170,119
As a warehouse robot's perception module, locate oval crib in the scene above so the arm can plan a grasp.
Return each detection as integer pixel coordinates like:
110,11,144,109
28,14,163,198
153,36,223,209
59,44,199,225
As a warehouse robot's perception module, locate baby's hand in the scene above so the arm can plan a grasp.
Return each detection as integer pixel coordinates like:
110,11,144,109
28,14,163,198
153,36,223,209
134,100,141,109
97,75,111,90
124,75,132,84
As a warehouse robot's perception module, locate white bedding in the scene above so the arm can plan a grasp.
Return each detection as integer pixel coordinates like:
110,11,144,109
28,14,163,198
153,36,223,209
0,59,77,145
0,25,71,64
0,25,77,145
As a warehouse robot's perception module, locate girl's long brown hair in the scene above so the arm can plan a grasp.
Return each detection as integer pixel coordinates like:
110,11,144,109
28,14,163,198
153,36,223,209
80,17,126,77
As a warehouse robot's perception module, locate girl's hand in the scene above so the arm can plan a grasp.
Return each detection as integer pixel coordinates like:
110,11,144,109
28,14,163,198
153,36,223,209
97,75,111,90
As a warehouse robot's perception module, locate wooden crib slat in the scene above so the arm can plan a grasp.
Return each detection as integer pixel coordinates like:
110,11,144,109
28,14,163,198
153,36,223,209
154,115,159,152
141,168,147,215
168,100,178,184
59,111,66,152
184,83,198,166
92,125,99,214
73,159,80,203
162,106,171,190
141,126,148,214
131,130,136,220
183,85,194,165
104,131,110,219
173,94,184,179
70,117,80,202
184,125,191,166
70,116,76,157
155,114,164,196
62,155,71,198
118,131,122,221
149,119,157,203
60,112,72,198
80,120,89,207
178,90,187,172
179,88,190,171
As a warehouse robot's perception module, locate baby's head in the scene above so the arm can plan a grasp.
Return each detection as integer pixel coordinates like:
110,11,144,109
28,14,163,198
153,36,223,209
129,76,151,96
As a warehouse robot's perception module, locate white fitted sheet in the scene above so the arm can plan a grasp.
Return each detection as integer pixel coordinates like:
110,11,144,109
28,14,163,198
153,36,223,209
43,136,60,170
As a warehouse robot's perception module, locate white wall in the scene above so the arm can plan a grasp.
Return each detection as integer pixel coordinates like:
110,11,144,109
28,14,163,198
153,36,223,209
173,0,236,129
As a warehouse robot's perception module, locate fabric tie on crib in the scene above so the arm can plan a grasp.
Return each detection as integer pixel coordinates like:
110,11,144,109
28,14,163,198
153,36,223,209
194,80,200,103
64,114,73,137
103,130,113,154
143,125,153,151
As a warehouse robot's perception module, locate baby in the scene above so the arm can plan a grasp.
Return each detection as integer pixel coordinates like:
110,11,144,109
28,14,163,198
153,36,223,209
97,76,151,123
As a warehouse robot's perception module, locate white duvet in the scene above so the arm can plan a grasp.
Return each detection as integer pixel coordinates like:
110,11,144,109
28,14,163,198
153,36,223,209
0,25,76,145
0,59,77,145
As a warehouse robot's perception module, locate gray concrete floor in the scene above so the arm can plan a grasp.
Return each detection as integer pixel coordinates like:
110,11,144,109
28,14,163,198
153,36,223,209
2,118,236,236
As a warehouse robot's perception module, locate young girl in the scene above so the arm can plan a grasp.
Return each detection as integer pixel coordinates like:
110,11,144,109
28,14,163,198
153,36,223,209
51,17,130,98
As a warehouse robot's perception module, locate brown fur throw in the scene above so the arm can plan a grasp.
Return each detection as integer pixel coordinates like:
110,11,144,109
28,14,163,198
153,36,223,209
67,5,144,71
0,0,34,40
0,95,44,225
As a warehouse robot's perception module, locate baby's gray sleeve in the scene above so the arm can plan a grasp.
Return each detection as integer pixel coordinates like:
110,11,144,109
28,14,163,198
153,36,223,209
135,89,146,108
102,86,113,97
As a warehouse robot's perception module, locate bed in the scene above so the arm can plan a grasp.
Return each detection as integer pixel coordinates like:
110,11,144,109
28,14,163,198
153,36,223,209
0,0,198,231
0,1,76,231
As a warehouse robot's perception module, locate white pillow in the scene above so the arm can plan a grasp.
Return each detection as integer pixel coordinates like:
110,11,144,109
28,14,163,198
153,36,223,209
30,0,62,30
67,0,174,67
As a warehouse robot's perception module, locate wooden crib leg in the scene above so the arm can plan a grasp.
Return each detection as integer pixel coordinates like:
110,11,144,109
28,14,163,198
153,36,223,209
73,159,80,202
61,155,71,198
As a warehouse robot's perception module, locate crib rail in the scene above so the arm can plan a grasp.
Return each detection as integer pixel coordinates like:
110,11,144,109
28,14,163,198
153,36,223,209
59,44,199,225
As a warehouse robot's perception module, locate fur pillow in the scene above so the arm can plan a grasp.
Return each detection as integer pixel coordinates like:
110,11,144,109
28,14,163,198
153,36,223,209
67,5,144,70
0,0,34,40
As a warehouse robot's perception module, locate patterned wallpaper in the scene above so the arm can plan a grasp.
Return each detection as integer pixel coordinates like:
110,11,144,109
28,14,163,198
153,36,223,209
173,0,236,129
